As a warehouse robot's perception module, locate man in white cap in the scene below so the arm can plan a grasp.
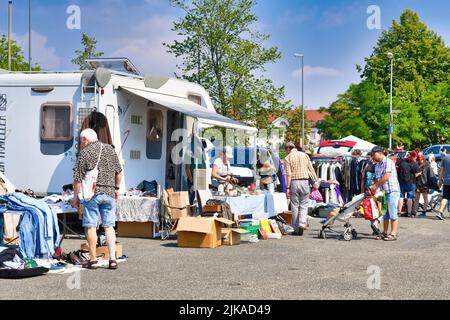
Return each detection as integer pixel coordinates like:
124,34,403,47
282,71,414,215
211,146,238,188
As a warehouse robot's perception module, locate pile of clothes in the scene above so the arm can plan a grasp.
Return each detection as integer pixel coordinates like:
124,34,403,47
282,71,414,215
0,246,49,279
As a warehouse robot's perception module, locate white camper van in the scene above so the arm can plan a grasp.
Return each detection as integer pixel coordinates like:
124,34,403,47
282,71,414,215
0,58,257,196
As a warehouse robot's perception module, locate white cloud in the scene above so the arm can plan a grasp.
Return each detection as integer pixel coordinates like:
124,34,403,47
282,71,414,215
292,65,341,78
109,15,179,76
276,10,313,27
14,31,61,70
320,2,365,28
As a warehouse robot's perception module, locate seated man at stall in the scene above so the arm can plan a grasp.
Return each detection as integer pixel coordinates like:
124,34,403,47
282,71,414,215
211,146,238,189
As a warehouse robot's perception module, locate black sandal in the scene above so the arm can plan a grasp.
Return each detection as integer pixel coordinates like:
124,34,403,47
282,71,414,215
86,261,99,270
109,260,118,270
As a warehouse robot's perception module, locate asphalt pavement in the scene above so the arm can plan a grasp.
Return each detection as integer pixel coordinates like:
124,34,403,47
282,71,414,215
1,214,450,300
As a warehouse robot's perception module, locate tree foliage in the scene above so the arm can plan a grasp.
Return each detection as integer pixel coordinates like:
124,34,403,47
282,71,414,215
284,108,312,149
320,10,450,149
165,0,290,128
0,34,40,71
71,33,104,70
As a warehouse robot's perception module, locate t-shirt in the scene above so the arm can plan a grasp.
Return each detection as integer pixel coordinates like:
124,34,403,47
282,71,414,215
442,154,450,186
398,159,420,185
213,158,231,178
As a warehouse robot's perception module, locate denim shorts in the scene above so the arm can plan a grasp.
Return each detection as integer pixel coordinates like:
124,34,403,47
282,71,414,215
400,184,416,199
82,194,116,228
385,192,400,221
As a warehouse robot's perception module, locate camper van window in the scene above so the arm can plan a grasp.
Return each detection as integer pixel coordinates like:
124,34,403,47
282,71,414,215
188,94,202,106
147,110,163,142
41,103,73,142
146,110,163,160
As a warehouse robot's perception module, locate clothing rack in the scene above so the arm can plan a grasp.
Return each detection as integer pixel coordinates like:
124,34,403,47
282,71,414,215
312,155,371,204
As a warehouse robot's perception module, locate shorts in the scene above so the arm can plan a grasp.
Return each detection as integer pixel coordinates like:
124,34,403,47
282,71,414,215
444,185,450,201
400,184,416,199
385,192,400,221
82,193,116,228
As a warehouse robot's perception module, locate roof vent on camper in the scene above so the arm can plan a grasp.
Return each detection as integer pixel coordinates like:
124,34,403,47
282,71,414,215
85,57,141,76
144,75,169,90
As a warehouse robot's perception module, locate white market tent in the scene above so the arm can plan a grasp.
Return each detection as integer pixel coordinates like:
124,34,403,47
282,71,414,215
339,135,376,152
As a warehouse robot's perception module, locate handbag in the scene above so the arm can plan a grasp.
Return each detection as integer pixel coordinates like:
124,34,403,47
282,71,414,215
81,143,103,202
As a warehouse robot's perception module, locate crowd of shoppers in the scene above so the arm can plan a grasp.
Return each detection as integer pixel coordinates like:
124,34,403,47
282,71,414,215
284,142,449,241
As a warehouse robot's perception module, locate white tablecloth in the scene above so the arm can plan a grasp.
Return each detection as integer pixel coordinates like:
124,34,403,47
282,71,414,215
213,192,288,220
265,192,289,217
116,196,160,224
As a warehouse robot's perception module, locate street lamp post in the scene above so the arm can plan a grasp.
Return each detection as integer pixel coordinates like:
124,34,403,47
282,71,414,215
294,53,305,149
8,1,12,71
388,52,394,150
29,0,32,72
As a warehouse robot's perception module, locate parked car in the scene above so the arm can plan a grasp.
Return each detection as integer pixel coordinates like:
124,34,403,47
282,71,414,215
423,145,450,162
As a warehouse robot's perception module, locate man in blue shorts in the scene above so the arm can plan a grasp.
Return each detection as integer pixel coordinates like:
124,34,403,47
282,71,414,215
370,147,401,241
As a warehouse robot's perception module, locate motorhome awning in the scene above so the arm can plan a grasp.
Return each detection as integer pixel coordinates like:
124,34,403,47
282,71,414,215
121,87,258,133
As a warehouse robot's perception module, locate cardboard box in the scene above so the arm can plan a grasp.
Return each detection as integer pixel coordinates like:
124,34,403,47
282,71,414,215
81,242,123,261
176,217,234,249
168,191,191,219
280,211,293,225
221,228,248,246
117,222,156,239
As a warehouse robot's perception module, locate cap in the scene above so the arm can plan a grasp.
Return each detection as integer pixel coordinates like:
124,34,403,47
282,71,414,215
371,146,384,156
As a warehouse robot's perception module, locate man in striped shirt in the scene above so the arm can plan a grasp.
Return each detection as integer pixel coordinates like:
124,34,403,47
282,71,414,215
370,146,400,241
284,142,318,236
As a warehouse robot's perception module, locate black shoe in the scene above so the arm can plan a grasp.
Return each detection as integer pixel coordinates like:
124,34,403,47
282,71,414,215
297,227,305,237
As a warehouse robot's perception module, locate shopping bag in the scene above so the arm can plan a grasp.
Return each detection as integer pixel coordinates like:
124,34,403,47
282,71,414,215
310,188,324,202
82,144,103,202
363,196,379,221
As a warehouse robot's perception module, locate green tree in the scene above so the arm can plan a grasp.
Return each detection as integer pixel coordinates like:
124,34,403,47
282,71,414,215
71,33,104,70
165,0,290,128
284,108,312,148
321,10,450,149
359,9,450,93
0,34,40,71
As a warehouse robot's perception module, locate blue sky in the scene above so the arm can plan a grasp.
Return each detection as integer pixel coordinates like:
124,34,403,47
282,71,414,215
0,0,448,108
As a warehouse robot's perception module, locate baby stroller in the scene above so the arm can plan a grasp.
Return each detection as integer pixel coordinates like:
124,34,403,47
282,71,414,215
318,193,365,241
429,191,444,214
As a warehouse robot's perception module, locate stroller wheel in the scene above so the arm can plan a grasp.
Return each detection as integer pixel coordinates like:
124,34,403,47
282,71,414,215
342,232,353,241
352,230,358,240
